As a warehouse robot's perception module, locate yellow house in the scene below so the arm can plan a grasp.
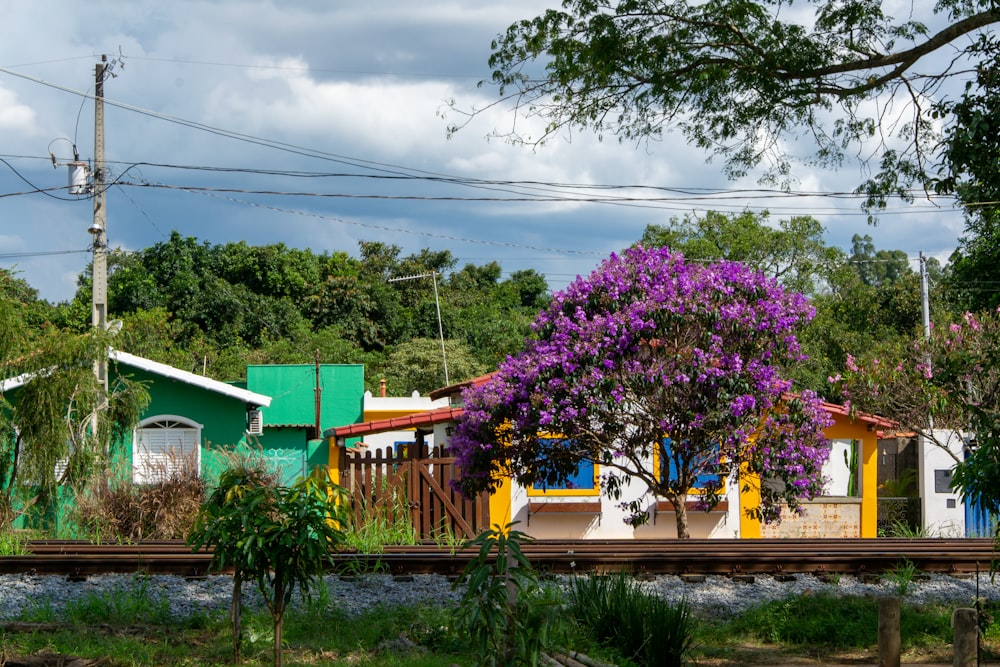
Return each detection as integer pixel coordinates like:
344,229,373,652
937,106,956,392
327,377,894,540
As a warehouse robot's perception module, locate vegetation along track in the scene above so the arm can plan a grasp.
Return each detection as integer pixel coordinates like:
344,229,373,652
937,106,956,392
2,538,996,578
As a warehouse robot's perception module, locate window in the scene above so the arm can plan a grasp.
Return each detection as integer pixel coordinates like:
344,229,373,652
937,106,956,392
527,437,599,496
133,416,202,484
822,439,859,496
655,438,723,492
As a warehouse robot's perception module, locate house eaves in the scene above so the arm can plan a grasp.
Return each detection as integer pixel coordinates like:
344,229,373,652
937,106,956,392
427,373,495,402
111,350,271,407
818,399,897,431
325,406,464,440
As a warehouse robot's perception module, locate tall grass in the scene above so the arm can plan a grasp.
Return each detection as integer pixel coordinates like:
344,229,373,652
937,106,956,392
716,592,953,649
73,447,205,541
567,571,695,667
0,529,28,556
344,479,419,553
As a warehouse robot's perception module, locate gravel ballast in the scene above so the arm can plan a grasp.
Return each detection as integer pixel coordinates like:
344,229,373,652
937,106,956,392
1,570,998,621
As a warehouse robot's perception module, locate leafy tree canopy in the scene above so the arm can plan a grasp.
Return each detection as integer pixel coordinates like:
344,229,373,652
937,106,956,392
473,0,999,208
452,245,832,538
640,210,843,295
833,307,1000,514
65,233,550,392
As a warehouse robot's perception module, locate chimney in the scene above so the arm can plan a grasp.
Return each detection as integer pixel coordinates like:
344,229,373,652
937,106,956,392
379,378,387,397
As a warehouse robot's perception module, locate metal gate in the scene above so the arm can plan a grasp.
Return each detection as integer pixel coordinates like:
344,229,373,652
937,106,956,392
339,443,490,541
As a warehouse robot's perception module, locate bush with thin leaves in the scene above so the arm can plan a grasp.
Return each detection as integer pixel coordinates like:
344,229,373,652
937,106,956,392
567,571,694,667
75,447,205,541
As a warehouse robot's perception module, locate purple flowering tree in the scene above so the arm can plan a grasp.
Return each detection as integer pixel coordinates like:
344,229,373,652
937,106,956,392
452,246,832,539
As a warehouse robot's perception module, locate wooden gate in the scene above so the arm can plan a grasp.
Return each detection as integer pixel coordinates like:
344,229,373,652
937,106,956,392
339,443,490,541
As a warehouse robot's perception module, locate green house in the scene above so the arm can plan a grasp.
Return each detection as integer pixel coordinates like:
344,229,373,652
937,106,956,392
243,363,365,484
4,352,365,490
1,353,365,533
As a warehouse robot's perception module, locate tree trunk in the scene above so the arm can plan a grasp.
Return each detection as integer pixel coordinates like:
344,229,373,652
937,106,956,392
231,571,242,664
273,581,285,667
674,493,690,539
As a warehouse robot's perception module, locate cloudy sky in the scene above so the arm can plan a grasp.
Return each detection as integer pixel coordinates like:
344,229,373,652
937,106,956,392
0,1,970,303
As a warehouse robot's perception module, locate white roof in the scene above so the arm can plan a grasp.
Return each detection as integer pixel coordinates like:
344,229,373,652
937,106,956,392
111,350,271,407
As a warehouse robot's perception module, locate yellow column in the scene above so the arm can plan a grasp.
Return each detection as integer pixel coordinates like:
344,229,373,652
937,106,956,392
327,436,341,485
860,434,878,538
739,466,762,538
488,475,513,529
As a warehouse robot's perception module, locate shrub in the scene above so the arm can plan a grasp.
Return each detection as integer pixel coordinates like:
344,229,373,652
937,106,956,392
567,571,694,667
74,447,205,541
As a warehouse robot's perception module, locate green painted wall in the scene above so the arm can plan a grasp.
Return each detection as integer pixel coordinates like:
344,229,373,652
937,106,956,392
246,364,364,433
122,366,254,482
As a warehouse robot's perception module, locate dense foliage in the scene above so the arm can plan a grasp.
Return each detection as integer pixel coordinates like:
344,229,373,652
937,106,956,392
0,270,149,530
451,246,832,538
638,211,945,397
834,308,1000,514
474,0,998,209
65,232,550,394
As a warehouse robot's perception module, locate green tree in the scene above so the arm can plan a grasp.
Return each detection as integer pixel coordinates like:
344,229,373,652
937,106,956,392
640,211,842,295
378,337,487,396
940,40,1000,312
472,0,998,206
0,323,149,528
188,465,349,667
834,310,1000,514
453,246,832,538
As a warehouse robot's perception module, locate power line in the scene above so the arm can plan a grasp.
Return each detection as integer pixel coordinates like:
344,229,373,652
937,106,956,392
0,68,973,216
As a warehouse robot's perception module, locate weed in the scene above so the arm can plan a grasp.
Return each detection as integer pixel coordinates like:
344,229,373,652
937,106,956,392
0,528,28,555
63,573,172,626
344,478,419,553
885,558,919,596
430,516,466,554
884,519,929,539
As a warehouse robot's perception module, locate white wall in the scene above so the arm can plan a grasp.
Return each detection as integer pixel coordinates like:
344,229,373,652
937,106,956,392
359,390,448,453
918,430,966,537
507,464,739,540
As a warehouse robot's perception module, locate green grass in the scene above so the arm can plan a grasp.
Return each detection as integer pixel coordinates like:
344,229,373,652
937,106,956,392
5,576,1000,666
694,592,1000,664
3,600,473,667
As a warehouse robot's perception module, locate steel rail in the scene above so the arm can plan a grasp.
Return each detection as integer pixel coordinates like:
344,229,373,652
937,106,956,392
1,538,995,577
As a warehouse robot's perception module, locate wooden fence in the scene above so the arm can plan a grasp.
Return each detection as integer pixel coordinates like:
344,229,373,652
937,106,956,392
337,443,490,541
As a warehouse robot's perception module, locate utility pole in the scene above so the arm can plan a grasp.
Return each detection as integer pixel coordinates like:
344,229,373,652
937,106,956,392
919,251,930,341
388,272,449,386
91,56,108,392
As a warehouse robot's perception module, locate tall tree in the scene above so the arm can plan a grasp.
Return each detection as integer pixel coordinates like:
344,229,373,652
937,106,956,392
0,322,149,527
470,0,999,207
452,246,832,538
833,309,1000,516
640,211,842,295
939,38,1000,311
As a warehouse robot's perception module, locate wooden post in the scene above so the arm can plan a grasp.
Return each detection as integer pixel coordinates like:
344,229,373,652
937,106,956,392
878,596,900,667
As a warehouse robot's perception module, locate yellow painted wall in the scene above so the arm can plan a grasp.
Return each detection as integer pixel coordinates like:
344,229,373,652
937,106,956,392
739,412,878,538
489,475,513,529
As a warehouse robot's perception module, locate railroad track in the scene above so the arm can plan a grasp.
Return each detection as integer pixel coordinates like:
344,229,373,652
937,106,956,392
1,538,996,577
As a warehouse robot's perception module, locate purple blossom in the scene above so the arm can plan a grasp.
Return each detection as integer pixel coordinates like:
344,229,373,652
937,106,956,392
449,246,830,533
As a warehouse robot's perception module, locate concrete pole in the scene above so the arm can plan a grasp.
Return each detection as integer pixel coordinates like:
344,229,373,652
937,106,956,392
91,57,108,392
952,607,978,667
919,251,930,341
878,596,901,667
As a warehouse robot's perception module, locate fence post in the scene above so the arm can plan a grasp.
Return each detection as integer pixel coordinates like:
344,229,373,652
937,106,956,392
878,596,900,667
952,607,978,667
